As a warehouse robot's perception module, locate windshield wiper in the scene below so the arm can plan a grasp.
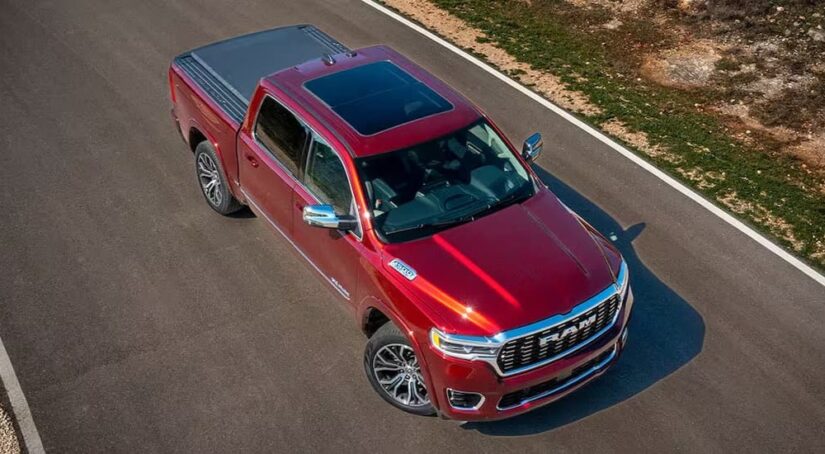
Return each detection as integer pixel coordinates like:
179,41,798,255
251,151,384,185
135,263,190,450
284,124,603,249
468,186,534,220
384,215,476,235
383,187,534,236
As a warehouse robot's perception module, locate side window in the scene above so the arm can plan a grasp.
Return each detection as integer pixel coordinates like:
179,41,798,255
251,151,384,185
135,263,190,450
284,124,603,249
305,138,353,215
255,97,308,175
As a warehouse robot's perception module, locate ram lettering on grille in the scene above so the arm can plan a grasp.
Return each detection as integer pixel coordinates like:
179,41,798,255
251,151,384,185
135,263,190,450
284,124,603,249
538,313,597,346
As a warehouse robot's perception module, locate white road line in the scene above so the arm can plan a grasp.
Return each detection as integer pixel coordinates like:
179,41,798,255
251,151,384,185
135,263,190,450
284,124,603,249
362,0,825,288
0,337,44,453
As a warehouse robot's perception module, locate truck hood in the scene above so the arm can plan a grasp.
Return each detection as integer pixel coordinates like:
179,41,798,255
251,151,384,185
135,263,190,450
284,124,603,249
382,190,619,337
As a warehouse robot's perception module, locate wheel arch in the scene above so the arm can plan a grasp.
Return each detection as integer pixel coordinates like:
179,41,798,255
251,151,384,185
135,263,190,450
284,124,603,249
187,125,232,188
362,306,392,338
358,297,418,339
188,126,207,153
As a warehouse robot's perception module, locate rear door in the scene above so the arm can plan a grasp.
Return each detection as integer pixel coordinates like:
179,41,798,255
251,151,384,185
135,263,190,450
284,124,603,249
292,135,362,302
237,95,309,236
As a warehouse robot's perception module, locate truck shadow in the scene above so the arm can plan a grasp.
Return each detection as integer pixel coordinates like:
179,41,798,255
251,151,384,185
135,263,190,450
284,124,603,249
227,206,256,219
461,166,705,436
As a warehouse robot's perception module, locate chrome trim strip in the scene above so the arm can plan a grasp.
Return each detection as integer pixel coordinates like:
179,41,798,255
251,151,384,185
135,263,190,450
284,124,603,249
446,389,486,411
496,345,618,411
434,261,627,377
241,188,350,300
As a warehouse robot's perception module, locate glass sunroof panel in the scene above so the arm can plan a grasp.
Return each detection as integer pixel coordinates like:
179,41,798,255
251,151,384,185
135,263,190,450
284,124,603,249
305,61,453,135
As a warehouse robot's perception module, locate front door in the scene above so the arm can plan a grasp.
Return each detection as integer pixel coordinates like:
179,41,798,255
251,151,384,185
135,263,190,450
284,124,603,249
292,135,361,302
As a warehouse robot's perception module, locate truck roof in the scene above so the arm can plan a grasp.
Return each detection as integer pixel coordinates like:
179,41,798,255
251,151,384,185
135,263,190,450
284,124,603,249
266,45,483,158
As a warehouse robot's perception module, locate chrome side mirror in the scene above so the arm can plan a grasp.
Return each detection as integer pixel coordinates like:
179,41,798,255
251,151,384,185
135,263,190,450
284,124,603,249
522,133,544,162
302,204,357,231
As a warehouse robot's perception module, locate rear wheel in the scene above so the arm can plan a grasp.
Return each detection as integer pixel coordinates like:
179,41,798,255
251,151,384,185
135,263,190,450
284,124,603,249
194,141,242,215
364,323,435,416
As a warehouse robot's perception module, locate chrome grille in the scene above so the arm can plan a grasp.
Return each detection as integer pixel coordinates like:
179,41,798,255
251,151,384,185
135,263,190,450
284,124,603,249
496,295,620,374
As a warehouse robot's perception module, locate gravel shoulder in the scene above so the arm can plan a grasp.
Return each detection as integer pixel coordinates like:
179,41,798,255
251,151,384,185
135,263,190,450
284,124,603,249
0,396,21,454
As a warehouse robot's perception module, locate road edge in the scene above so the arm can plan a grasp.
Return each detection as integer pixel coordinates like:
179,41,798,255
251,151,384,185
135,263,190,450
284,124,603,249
0,338,44,453
362,0,825,288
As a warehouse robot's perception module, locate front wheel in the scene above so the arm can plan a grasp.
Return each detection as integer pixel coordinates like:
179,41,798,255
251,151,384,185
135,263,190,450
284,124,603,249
364,323,435,416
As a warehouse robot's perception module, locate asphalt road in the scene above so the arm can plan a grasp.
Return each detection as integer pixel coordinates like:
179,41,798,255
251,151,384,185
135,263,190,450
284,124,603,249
1,0,824,452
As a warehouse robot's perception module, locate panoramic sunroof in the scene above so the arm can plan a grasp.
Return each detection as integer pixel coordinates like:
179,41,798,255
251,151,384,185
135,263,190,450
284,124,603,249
304,61,453,135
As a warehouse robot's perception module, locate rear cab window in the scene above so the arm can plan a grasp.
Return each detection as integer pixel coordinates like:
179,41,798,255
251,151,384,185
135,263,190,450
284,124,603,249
254,96,308,174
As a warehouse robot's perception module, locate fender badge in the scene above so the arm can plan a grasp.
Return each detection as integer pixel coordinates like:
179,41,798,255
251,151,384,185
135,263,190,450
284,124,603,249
389,259,417,281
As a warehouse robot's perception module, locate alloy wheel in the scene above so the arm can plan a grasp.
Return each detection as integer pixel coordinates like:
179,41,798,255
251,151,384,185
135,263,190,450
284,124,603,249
197,153,223,207
372,344,430,407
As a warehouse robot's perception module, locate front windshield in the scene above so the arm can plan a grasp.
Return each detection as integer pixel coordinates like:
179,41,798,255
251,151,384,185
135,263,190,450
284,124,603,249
356,120,535,242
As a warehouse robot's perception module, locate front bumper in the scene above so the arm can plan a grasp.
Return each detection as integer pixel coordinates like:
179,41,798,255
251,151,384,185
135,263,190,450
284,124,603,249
423,288,633,421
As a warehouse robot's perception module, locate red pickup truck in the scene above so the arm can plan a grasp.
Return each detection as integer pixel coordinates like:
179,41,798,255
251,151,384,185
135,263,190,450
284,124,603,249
169,25,633,421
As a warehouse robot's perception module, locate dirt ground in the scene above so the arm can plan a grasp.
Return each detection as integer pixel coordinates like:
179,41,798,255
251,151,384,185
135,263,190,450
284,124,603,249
570,0,825,172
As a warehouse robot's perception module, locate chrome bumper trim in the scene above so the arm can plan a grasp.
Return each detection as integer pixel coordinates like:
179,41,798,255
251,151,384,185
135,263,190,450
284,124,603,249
446,389,486,411
496,344,618,411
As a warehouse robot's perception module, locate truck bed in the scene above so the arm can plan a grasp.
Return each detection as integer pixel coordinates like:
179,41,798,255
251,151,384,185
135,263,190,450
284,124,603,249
173,25,350,123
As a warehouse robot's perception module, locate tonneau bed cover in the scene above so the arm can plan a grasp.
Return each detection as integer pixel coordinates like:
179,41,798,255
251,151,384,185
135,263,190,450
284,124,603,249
174,25,350,123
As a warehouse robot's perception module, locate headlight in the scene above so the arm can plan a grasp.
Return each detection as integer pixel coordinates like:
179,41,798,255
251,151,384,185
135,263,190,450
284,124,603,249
617,259,629,299
430,328,500,359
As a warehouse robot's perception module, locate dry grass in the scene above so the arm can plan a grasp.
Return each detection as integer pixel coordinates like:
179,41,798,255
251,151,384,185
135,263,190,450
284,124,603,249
600,119,683,164
568,0,651,14
718,190,805,252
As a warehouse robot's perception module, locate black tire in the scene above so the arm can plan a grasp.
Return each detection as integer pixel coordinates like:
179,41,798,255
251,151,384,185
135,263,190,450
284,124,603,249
364,322,436,416
194,141,242,215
